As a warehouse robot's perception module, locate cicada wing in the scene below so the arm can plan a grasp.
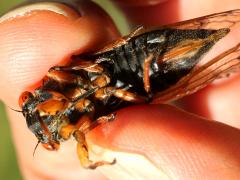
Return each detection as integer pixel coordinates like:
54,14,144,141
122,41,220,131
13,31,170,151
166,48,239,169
145,9,240,32
167,9,240,30
153,43,240,103
94,10,240,55
122,9,240,38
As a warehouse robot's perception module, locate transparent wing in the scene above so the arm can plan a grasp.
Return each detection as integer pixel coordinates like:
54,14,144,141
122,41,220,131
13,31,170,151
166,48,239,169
167,9,240,30
94,9,240,54
127,9,240,37
153,43,240,103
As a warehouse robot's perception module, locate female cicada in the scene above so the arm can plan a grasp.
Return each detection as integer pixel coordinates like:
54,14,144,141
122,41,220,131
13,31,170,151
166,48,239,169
19,9,240,169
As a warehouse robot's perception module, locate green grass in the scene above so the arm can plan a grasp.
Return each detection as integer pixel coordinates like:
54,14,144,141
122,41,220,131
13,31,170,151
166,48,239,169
0,1,127,179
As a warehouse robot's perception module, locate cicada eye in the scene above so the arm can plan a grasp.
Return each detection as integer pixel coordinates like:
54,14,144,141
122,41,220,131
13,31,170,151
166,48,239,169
19,91,33,107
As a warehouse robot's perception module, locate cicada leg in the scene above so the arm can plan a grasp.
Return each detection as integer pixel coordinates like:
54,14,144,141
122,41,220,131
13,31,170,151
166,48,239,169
81,113,116,134
59,114,116,169
45,68,88,88
50,60,104,73
143,54,154,93
91,73,147,103
95,87,147,103
45,62,107,90
73,130,116,169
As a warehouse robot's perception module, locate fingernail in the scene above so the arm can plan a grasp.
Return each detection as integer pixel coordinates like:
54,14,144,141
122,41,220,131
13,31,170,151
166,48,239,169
0,1,81,23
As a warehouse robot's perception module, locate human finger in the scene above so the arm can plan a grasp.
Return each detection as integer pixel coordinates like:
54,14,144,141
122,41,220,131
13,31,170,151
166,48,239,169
89,104,240,179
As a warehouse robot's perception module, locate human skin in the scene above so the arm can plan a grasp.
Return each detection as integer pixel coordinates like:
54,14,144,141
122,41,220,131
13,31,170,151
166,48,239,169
0,0,240,179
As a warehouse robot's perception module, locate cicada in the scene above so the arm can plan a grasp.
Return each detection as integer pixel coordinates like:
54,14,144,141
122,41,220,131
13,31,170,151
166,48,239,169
19,9,240,169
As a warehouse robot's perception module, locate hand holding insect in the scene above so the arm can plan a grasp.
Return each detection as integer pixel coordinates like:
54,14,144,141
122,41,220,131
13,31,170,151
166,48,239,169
1,0,240,179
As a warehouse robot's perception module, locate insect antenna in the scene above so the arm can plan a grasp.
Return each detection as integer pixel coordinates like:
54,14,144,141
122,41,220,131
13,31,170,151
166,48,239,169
33,140,40,157
8,106,22,113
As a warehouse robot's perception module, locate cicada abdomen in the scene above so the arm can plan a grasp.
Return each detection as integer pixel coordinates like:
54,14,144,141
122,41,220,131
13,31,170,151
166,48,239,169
90,28,228,98
83,9,240,104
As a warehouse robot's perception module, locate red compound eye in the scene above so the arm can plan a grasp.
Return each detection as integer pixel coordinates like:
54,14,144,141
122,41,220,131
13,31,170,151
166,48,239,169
19,91,33,107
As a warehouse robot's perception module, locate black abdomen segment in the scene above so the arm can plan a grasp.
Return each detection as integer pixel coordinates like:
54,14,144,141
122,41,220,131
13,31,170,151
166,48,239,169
96,29,222,96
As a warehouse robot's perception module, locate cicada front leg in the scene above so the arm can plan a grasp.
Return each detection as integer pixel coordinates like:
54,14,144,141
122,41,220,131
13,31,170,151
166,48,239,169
73,129,116,169
59,114,116,169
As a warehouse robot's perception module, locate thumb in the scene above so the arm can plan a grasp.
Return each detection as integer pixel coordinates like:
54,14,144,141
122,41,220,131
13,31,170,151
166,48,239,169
0,1,119,107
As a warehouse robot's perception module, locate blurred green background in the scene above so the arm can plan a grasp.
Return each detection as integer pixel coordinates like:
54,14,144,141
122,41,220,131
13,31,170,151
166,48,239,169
0,1,127,179
0,1,23,180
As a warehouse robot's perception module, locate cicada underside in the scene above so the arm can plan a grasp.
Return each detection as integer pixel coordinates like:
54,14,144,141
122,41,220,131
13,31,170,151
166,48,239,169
19,9,240,169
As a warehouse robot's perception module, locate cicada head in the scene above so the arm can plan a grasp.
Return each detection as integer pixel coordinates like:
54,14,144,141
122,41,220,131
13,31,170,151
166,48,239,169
19,90,62,151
